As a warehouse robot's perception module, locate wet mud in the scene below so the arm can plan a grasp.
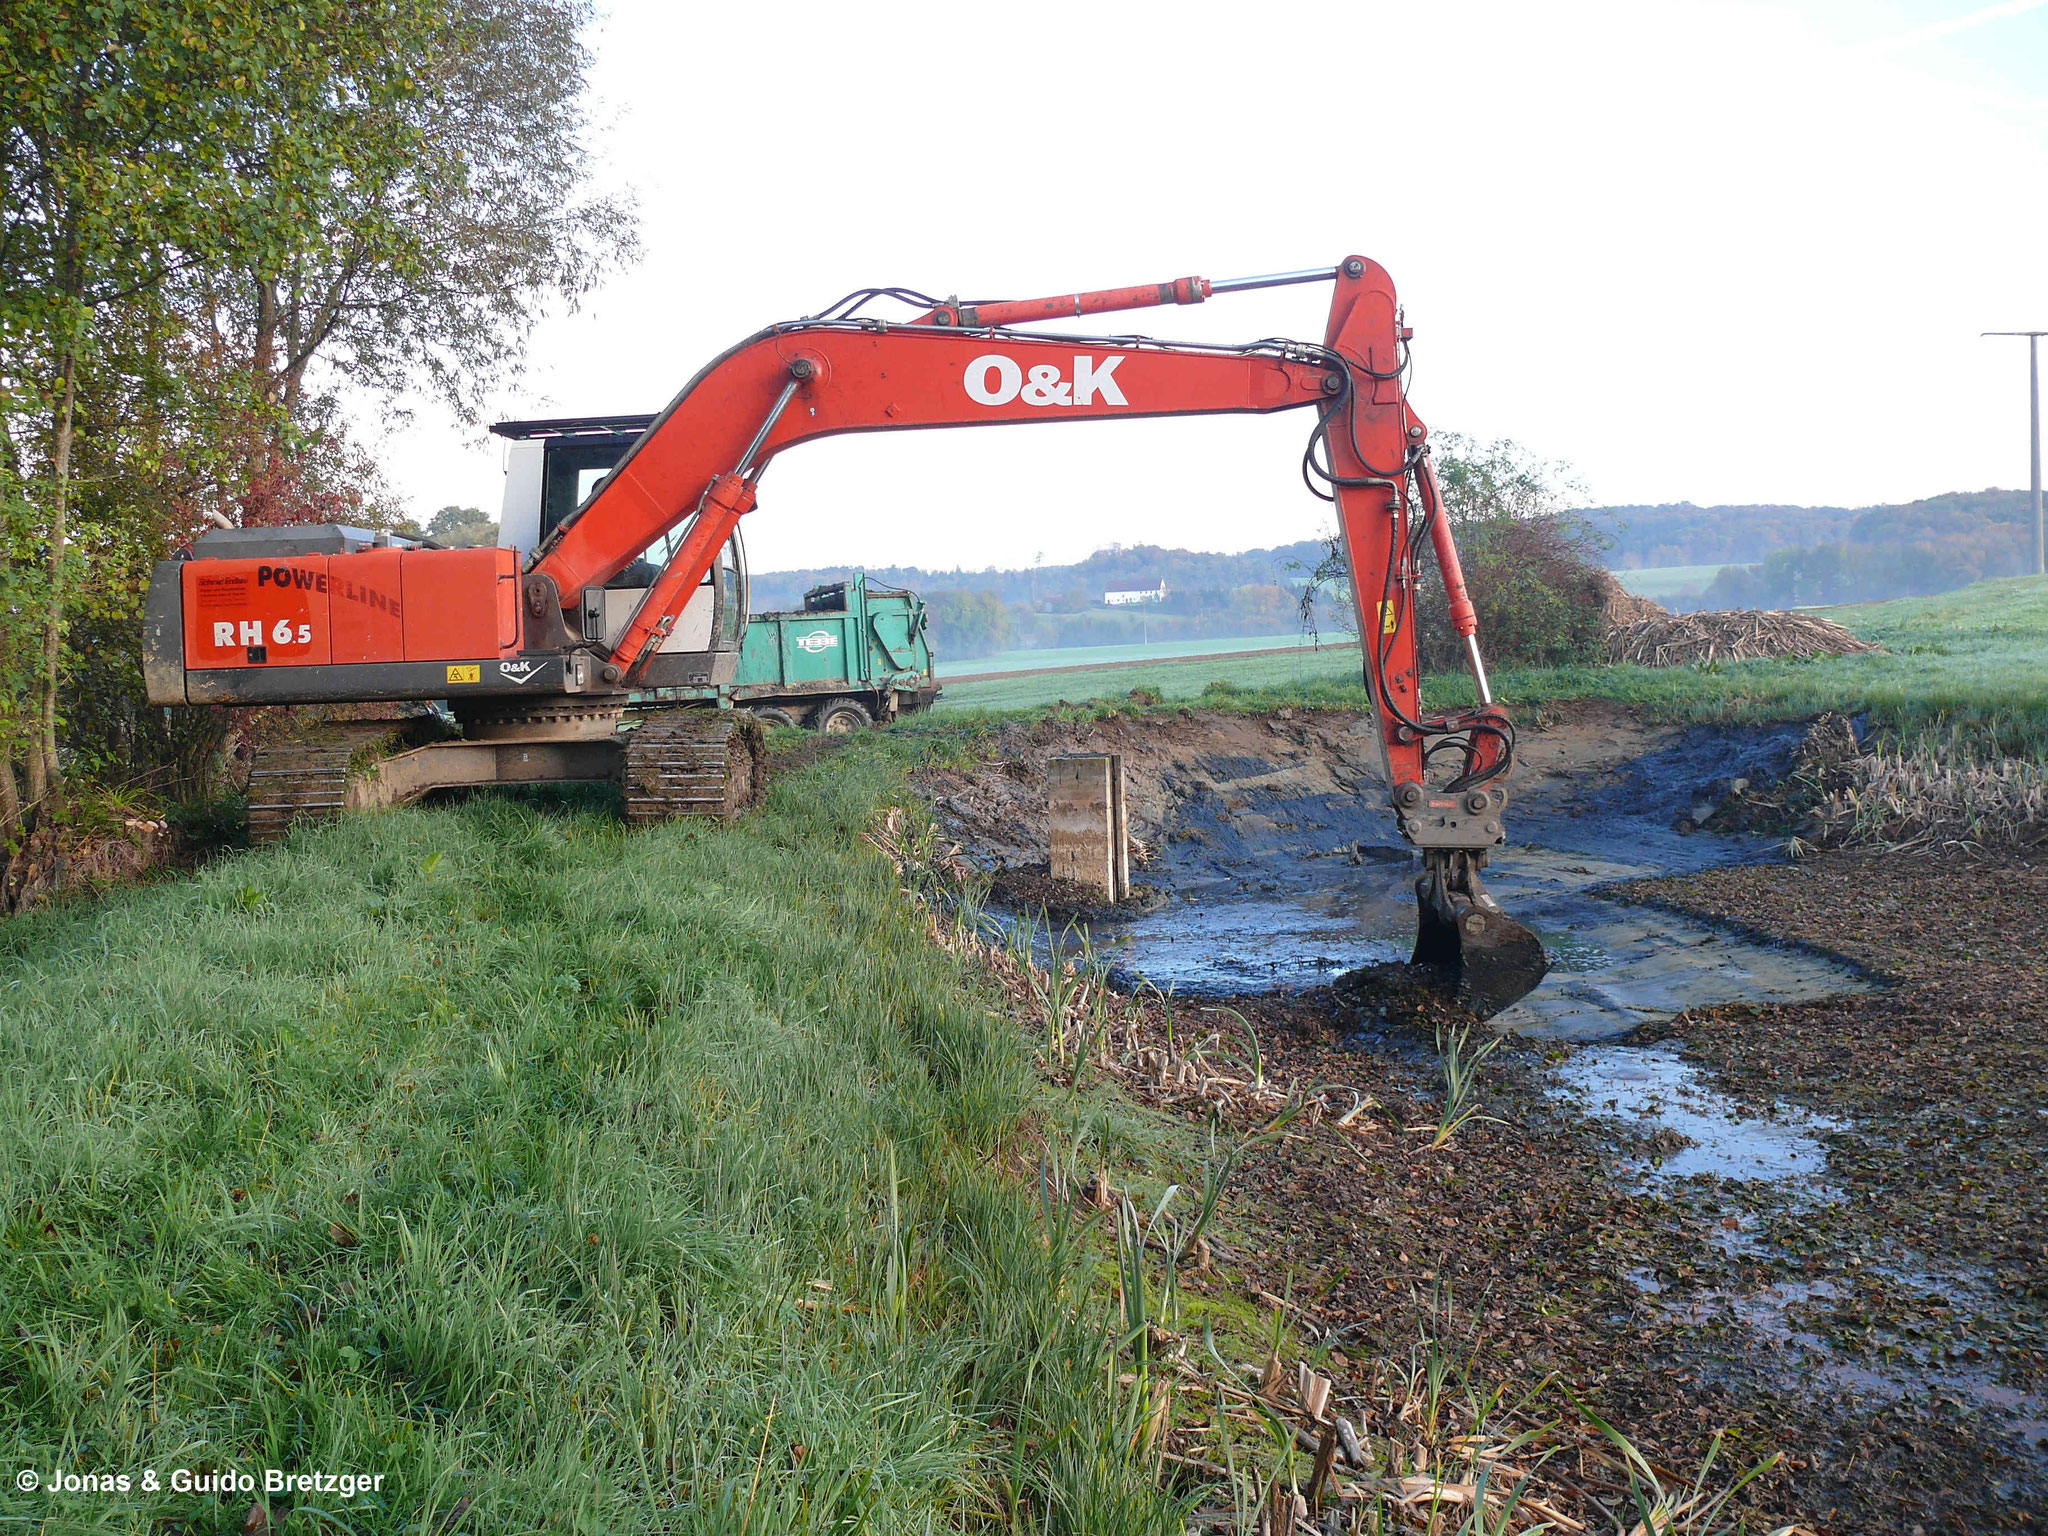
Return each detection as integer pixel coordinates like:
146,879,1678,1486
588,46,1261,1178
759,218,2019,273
920,702,2048,1531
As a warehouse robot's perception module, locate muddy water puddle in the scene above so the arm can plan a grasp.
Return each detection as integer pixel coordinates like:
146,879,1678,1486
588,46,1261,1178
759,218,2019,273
1054,723,1870,1042
1552,1041,1842,1182
1088,898,1397,992
1558,1042,2048,1456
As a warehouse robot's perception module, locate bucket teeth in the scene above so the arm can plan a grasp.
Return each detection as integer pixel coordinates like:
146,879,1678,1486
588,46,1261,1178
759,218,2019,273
1412,850,1550,1019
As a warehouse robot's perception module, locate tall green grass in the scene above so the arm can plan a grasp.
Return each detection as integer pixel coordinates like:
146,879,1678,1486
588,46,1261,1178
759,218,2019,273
0,750,1188,1533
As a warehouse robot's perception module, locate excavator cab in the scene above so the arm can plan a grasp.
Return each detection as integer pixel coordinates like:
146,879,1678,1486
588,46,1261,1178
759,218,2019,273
491,415,748,690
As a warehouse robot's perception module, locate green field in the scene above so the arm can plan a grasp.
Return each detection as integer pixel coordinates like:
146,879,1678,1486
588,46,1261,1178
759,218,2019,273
935,639,1363,711
1610,563,1732,599
930,575,2048,759
0,754,1190,1534
935,630,1351,678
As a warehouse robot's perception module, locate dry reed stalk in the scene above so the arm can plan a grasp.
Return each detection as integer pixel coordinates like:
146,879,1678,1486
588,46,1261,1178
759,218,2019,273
1813,747,2048,851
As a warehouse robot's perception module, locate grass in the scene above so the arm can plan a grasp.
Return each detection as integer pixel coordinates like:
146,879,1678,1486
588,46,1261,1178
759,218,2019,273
929,574,2048,760
0,748,1195,1534
1410,1025,1506,1151
933,640,1362,712
936,631,1350,681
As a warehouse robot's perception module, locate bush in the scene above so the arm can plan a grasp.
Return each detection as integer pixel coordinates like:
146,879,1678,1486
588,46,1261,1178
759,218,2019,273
59,611,235,801
1415,504,1611,674
1414,433,1609,673
1299,433,1612,675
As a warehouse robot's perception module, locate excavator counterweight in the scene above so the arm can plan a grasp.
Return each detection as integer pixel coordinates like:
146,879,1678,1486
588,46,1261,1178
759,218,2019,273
143,255,1551,1017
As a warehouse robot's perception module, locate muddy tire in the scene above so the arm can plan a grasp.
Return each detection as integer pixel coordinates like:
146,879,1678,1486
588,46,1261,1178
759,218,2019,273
749,706,801,729
813,697,873,735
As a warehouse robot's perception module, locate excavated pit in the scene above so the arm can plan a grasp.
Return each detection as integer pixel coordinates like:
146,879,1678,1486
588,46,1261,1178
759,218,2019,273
921,701,1869,1041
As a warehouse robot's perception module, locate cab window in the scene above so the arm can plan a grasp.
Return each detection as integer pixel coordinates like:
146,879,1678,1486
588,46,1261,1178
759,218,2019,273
539,439,631,541
720,531,747,642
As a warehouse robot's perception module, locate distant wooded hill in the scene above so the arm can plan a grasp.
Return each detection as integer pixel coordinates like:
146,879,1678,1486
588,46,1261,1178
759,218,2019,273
1587,503,1864,568
1591,489,2036,609
750,488,2038,656
748,541,1329,613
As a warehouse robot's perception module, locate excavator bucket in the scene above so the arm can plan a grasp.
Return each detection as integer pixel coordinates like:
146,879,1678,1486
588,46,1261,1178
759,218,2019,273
1411,851,1551,1020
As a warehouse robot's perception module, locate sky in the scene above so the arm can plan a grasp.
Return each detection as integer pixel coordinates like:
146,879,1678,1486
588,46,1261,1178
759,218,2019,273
363,0,2048,574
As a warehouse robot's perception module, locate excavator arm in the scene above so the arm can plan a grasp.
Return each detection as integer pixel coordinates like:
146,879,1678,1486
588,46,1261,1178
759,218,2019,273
525,327,1337,629
525,254,1547,1013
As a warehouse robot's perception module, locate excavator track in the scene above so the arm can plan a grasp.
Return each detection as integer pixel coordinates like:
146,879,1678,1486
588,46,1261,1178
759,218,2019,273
622,710,765,826
245,722,409,846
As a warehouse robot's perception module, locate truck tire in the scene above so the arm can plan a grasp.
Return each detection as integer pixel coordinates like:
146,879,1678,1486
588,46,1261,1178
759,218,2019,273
814,696,873,735
749,706,801,728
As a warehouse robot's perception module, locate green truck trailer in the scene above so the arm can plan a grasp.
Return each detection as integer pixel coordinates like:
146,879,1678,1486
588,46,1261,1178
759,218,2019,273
663,573,938,731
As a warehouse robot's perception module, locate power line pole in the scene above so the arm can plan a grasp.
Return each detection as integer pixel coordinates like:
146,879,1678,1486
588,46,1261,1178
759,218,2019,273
1984,330,2047,576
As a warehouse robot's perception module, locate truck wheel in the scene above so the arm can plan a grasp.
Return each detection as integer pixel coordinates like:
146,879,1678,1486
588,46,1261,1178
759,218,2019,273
750,706,800,728
814,697,873,735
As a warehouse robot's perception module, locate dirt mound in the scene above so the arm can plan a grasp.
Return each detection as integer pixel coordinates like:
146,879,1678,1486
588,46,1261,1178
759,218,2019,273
2,814,173,914
985,862,1165,919
916,709,1386,875
1591,569,1669,626
1605,608,1878,667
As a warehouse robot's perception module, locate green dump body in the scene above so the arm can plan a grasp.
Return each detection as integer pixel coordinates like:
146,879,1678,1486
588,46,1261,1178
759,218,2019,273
718,573,937,726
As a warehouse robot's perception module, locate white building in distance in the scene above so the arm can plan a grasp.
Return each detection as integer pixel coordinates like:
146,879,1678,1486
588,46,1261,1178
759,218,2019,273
1103,581,1168,607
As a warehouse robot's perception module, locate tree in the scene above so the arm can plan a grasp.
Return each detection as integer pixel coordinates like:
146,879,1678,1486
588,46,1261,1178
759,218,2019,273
1418,434,1609,671
1288,540,1356,641
1296,434,1609,672
0,1,632,830
428,504,497,547
0,3,264,813
926,589,1013,660
186,0,637,450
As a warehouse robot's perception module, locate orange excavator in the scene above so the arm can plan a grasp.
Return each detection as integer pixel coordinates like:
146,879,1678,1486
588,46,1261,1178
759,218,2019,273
142,255,1549,1015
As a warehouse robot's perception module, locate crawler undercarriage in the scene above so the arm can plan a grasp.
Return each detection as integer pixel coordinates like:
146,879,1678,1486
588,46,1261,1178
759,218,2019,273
244,707,764,844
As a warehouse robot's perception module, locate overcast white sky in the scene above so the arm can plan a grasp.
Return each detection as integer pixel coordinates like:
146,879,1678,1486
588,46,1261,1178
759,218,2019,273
365,0,2048,573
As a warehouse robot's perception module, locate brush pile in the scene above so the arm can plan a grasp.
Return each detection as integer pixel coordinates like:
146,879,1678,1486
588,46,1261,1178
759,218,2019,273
1591,569,1669,627
1605,609,1878,667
